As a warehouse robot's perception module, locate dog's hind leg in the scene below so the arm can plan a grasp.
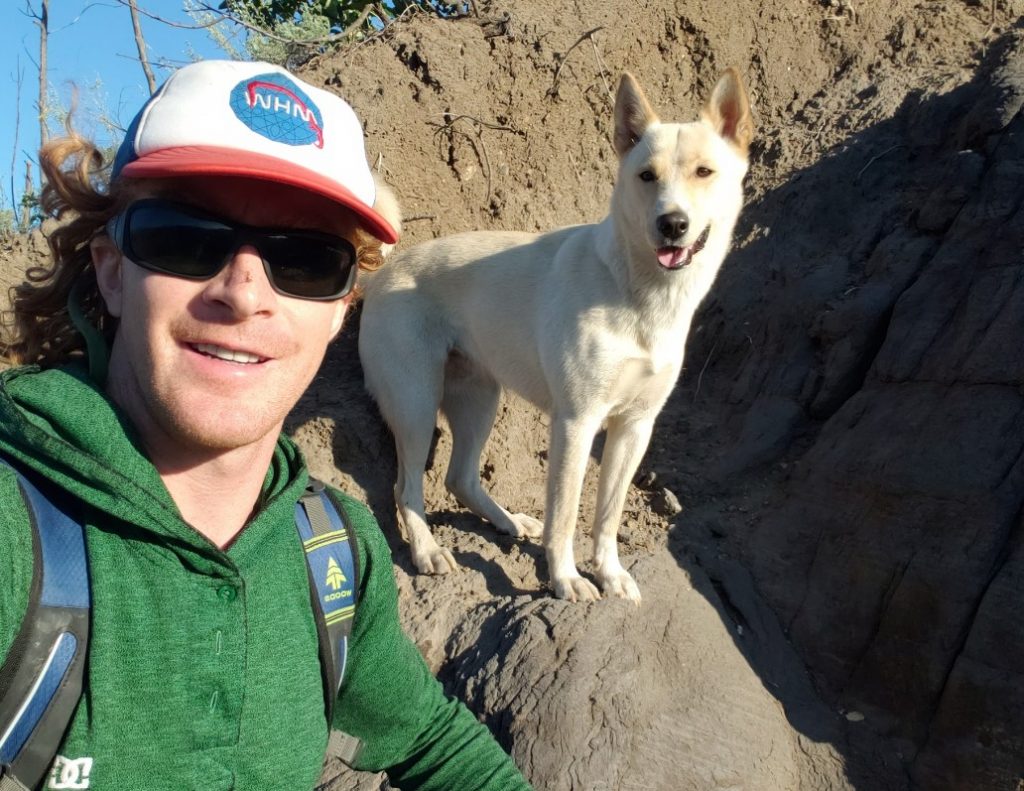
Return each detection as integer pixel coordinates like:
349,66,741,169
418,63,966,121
591,414,654,603
441,359,543,540
362,322,457,575
392,422,458,574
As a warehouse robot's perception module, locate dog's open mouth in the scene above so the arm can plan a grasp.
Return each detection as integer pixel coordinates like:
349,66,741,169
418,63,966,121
656,225,710,270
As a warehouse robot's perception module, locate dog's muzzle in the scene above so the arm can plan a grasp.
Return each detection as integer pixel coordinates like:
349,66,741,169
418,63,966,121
656,225,710,270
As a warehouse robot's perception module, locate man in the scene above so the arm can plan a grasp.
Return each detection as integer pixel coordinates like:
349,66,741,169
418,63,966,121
0,60,531,790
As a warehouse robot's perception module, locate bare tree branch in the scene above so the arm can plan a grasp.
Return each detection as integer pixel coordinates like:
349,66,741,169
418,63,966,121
10,58,24,228
50,1,109,34
127,0,157,93
350,4,424,49
21,161,32,230
432,113,522,135
547,26,603,98
340,3,375,40
110,0,221,31
29,0,50,146
113,0,296,41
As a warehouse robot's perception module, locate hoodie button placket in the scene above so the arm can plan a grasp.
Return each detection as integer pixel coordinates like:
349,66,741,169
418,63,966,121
193,576,245,766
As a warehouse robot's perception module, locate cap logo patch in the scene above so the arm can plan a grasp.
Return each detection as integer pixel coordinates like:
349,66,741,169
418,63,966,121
229,73,325,148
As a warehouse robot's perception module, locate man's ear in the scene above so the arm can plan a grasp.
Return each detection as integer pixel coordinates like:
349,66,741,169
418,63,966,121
90,235,124,318
328,294,351,341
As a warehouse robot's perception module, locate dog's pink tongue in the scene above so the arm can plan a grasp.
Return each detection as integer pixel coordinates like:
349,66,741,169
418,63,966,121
657,247,688,269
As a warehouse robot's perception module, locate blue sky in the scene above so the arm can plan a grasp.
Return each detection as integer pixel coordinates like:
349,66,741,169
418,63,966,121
0,1,244,216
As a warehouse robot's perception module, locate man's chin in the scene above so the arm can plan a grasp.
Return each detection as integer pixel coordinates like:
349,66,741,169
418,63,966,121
175,414,285,453
151,397,290,459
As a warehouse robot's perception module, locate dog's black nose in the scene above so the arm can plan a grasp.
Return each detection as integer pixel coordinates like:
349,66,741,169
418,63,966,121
657,212,689,240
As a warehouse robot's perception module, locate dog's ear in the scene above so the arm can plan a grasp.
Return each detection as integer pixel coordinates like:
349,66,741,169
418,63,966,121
614,73,659,157
701,68,753,154
372,176,402,259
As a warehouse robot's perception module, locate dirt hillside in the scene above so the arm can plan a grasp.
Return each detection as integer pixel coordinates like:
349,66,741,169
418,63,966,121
3,2,1023,789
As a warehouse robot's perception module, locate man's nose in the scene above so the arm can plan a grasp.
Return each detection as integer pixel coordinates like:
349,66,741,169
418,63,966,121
204,244,275,315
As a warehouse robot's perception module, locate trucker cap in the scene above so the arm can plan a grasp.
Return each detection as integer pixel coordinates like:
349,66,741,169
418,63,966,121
112,59,398,244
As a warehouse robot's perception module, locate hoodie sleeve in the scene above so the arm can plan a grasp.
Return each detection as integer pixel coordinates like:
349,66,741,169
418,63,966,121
330,496,532,791
0,467,35,667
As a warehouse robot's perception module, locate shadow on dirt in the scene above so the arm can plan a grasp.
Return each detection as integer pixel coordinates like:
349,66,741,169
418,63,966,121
432,508,546,597
655,29,1024,791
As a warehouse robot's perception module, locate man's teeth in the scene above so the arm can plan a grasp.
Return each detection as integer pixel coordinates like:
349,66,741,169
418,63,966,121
194,343,263,364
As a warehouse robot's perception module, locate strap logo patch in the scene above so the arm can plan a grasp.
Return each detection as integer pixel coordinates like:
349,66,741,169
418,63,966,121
326,556,347,591
46,756,93,789
229,73,325,148
302,530,355,622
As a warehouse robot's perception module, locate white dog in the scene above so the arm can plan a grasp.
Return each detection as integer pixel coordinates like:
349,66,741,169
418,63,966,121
359,69,752,602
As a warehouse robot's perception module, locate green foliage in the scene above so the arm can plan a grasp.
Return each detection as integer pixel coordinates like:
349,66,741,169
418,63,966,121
20,190,42,223
0,208,16,238
221,1,464,34
241,7,333,69
214,0,466,68
8,189,44,233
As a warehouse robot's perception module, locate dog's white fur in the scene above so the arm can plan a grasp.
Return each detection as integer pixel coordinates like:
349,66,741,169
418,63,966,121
359,70,752,602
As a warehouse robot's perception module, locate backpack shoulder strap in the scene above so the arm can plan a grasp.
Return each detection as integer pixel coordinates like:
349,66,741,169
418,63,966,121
0,460,90,791
294,478,359,724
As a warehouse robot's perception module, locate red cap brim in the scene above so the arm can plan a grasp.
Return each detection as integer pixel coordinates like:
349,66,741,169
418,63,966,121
119,146,399,244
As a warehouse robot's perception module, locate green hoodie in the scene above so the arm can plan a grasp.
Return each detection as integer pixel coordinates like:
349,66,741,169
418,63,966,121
0,364,530,791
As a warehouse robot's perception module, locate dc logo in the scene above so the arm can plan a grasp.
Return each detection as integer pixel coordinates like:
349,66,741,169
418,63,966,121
47,756,93,789
229,73,324,148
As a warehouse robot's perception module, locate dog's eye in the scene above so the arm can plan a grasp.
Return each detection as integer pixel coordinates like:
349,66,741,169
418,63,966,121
639,170,656,182
696,166,714,178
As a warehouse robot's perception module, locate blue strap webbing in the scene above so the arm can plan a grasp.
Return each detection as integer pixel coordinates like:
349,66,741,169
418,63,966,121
17,475,89,611
0,634,78,766
0,460,90,789
294,483,358,702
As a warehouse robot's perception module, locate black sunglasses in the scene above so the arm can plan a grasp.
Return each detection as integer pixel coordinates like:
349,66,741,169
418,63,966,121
106,199,358,300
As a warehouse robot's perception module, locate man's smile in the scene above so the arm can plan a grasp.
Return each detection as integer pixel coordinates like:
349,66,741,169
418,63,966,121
190,342,268,365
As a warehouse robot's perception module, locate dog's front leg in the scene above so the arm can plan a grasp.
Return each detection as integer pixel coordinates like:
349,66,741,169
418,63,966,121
545,415,603,601
592,415,655,603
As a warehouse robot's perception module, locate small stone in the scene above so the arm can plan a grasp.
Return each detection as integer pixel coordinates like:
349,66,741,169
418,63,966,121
655,487,683,516
845,711,865,722
636,470,658,489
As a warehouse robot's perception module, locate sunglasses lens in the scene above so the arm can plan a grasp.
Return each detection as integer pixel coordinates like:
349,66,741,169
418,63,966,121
261,235,356,299
120,201,357,299
127,205,236,278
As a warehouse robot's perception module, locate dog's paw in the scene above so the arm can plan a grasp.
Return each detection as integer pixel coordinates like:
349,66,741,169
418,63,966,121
412,545,458,575
600,569,642,604
491,512,544,540
552,574,602,602
509,513,543,539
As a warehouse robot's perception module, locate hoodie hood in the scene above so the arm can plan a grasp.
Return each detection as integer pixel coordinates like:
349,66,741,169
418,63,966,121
0,363,307,560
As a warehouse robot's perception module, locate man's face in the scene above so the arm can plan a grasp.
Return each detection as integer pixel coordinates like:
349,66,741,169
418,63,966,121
92,176,355,463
